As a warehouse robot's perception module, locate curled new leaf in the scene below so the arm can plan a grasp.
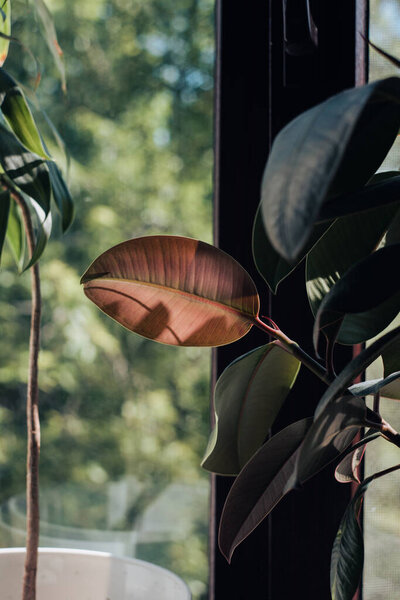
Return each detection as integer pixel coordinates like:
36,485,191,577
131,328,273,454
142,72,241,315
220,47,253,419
202,342,301,475
81,236,260,347
218,418,313,562
313,244,400,353
260,77,400,261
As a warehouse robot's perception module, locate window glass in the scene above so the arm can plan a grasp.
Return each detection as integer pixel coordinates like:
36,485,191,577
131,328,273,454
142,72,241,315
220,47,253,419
363,2,400,597
0,1,214,598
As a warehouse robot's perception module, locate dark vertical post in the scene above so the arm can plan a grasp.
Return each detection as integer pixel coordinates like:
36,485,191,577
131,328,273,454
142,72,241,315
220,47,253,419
210,1,368,598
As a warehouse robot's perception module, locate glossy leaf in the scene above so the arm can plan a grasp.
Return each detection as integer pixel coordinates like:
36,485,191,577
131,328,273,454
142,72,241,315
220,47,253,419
349,372,400,398
32,0,66,92
337,293,400,345
0,0,11,66
294,396,371,486
0,68,49,158
315,326,400,418
6,198,24,269
81,236,260,347
313,244,400,353
218,418,313,562
317,174,400,222
47,160,74,231
260,77,400,261
335,431,381,484
202,342,301,475
0,122,51,212
0,187,9,262
253,205,330,293
23,198,52,271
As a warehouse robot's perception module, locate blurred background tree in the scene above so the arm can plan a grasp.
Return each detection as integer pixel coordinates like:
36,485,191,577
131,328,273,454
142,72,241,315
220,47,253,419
0,0,214,597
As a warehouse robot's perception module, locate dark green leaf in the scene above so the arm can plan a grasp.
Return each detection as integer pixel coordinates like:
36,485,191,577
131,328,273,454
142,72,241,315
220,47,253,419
294,396,372,485
47,160,74,232
349,372,400,398
0,122,51,213
201,342,300,475
0,186,9,262
23,199,52,271
0,68,49,158
6,199,24,269
253,206,330,293
0,0,10,66
218,418,312,562
313,244,400,352
260,77,400,261
315,326,400,418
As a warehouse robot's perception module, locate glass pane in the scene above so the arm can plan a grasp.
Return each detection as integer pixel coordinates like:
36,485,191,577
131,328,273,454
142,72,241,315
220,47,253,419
0,1,214,598
363,2,400,598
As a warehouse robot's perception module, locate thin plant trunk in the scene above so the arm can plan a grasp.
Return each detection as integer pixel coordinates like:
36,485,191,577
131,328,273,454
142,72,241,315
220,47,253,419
12,191,41,600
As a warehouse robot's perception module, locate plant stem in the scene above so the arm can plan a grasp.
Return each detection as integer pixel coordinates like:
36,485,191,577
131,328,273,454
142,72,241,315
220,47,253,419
253,316,331,385
12,190,41,600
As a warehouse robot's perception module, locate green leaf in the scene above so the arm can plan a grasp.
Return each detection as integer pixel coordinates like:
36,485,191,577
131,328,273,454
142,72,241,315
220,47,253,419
0,68,49,158
22,198,52,271
313,244,400,353
218,418,313,562
81,236,260,347
201,342,301,475
0,122,51,213
47,160,74,232
0,186,9,262
294,396,371,485
253,205,330,293
315,326,400,418
260,77,400,261
6,199,24,269
349,372,400,398
31,0,66,92
0,0,11,66
334,431,381,484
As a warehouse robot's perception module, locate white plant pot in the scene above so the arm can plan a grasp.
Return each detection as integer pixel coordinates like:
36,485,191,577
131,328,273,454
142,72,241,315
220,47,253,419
0,548,191,599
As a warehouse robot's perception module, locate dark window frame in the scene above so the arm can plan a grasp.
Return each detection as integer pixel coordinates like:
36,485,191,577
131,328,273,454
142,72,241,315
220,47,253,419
210,2,368,598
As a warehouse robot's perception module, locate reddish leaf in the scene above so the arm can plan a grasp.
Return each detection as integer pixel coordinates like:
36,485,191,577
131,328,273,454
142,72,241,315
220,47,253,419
81,236,260,347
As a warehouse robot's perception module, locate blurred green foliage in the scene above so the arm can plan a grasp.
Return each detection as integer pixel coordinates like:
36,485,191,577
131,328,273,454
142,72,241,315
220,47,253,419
0,0,213,596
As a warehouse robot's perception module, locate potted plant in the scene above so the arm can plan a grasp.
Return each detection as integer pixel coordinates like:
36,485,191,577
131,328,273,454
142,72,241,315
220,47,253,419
0,1,191,599
81,72,400,599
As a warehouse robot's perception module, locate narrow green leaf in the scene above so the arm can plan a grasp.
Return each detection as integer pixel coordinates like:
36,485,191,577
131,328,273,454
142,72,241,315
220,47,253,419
81,236,260,347
253,205,330,293
294,396,371,486
22,198,51,271
0,68,49,158
47,160,74,231
313,244,400,353
260,77,400,261
315,326,400,418
218,418,313,562
0,0,11,66
0,186,9,262
31,0,66,92
201,342,301,475
0,122,51,212
6,198,24,269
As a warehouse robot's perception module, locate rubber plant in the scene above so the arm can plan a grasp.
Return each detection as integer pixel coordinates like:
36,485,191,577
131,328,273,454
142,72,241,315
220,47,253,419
82,75,400,599
0,1,73,599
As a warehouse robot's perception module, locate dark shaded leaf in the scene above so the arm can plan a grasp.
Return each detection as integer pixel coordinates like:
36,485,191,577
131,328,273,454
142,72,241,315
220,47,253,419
47,160,74,231
0,122,51,212
253,205,330,293
0,186,9,262
218,418,313,562
81,236,259,347
202,342,300,475
313,244,400,353
368,39,400,69
315,326,400,418
6,198,24,269
0,68,49,158
335,431,381,484
23,198,52,271
260,77,400,261
294,396,372,485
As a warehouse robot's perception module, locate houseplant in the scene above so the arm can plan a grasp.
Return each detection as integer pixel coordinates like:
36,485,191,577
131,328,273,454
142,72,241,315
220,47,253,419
82,74,400,599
